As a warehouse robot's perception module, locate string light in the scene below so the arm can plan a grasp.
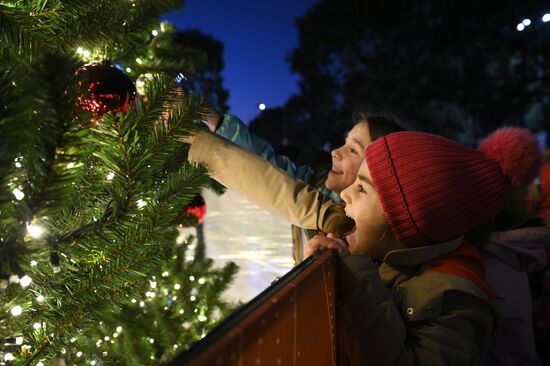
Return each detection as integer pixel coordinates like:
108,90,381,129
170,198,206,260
76,351,83,357
543,14,550,22
198,315,207,322
37,362,45,366
4,353,14,362
137,199,147,208
116,326,122,333
190,295,196,301
198,277,206,284
189,275,195,281
26,222,44,238
161,271,169,277
20,275,32,287
106,172,115,180
33,322,41,330
66,162,75,169
150,281,157,288
174,283,181,290
15,336,23,345
139,301,145,307
151,29,159,36
30,260,38,266
36,295,45,302
12,188,25,200
11,305,23,316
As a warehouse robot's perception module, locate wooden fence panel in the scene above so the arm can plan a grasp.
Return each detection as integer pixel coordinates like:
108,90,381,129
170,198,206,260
168,250,337,366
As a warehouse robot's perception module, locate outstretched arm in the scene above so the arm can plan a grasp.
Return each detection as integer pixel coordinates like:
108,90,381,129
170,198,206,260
205,112,315,182
188,130,348,235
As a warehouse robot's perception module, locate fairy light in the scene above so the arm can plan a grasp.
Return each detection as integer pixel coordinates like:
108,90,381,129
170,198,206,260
76,351,83,357
198,315,207,322
106,172,115,180
174,283,181,290
90,361,97,365
139,301,145,307
37,362,45,366
179,309,184,314
189,275,195,281
36,295,45,302
11,305,23,316
137,199,146,208
30,260,38,266
198,277,206,284
161,271,169,277
131,298,137,303
26,222,44,238
4,353,14,362
66,162,75,169
15,336,23,345
150,281,157,288
116,326,122,333
149,338,155,344
172,295,177,301
33,322,41,330
20,275,32,287
125,67,132,73
15,161,21,168
13,188,25,200
151,29,159,36
104,336,110,341
173,344,178,349
190,295,196,301
135,58,142,64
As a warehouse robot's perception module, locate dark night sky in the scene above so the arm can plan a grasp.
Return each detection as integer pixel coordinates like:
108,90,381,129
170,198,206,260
163,0,318,124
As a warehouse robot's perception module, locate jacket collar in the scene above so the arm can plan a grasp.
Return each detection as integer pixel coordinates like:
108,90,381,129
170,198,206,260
382,236,464,266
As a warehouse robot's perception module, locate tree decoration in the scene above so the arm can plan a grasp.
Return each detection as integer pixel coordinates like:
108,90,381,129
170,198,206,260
175,194,207,227
67,63,137,117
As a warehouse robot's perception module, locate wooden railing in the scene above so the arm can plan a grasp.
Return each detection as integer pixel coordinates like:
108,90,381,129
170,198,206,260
168,250,338,366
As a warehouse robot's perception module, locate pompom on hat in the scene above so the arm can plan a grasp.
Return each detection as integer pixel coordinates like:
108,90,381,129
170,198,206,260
364,128,542,247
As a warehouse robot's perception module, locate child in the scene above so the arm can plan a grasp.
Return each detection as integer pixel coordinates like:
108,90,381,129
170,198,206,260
200,108,405,262
188,127,541,365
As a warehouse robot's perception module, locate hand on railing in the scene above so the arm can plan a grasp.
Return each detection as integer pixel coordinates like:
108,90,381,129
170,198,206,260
304,233,350,259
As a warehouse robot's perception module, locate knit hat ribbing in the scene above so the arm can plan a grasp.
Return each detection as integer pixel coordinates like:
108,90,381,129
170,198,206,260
364,129,541,247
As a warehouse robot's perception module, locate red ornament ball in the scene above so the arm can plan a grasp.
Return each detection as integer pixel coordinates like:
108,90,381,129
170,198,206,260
68,63,136,116
175,194,207,227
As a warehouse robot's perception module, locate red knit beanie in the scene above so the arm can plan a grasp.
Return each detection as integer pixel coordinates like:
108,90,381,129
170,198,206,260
365,128,541,247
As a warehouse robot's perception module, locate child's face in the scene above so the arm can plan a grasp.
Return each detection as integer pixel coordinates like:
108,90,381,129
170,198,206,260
340,161,396,259
325,122,372,194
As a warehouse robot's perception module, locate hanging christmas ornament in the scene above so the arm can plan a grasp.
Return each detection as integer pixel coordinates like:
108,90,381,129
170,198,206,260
67,63,137,117
174,194,207,227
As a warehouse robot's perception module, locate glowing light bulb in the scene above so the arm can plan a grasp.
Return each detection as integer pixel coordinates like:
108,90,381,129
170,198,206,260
13,188,25,200
20,275,32,287
198,315,207,322
189,275,195,281
258,103,266,110
37,362,45,366
152,29,159,36
36,295,45,302
76,351,83,357
16,336,23,345
66,162,75,169
517,23,525,31
27,223,44,238
198,277,206,284
522,18,531,26
162,271,169,277
4,353,14,361
116,326,122,333
106,172,115,180
174,283,181,290
543,14,550,22
137,199,146,208
11,305,23,316
30,260,38,266
125,67,132,73
33,322,41,329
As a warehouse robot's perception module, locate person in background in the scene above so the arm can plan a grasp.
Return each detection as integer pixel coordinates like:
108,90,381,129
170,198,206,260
466,189,550,365
201,108,406,263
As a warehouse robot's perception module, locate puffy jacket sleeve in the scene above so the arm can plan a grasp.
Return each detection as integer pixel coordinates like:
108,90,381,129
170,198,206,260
216,114,314,182
188,130,349,234
339,254,496,366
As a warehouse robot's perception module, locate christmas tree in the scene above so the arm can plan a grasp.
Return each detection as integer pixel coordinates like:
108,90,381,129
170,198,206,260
0,1,237,364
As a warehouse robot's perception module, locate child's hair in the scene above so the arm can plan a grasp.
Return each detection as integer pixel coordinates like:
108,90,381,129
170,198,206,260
352,105,408,141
